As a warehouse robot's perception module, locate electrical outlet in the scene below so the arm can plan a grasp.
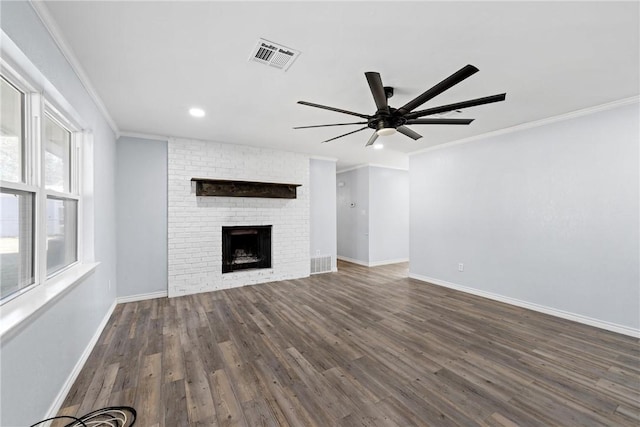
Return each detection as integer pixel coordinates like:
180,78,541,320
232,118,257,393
458,263,464,272
315,249,321,256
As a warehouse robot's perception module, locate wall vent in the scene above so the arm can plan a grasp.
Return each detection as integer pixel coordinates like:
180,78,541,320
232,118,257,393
249,38,301,71
310,256,332,274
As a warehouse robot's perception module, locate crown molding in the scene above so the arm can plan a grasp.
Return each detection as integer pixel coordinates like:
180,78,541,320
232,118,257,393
409,96,640,156
1,29,87,131
309,155,338,162
29,0,120,137
338,163,409,174
368,163,409,171
337,164,369,174
119,131,170,142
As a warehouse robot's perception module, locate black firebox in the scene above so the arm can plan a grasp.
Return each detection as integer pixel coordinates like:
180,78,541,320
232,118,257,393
222,225,272,273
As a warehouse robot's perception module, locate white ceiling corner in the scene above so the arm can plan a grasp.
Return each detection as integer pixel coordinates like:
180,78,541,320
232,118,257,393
30,0,120,137
408,95,640,157
38,1,639,170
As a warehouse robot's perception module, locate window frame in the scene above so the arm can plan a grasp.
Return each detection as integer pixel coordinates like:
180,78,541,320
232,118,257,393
1,68,39,303
0,63,84,305
42,103,82,281
0,29,99,340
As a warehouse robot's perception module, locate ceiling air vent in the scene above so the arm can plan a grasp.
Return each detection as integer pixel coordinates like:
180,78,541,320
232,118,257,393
249,38,301,71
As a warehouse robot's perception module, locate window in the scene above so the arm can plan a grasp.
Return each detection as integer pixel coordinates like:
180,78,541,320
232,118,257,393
0,189,34,298
0,76,24,183
1,74,33,301
44,113,79,276
46,197,77,276
44,115,72,193
0,70,81,303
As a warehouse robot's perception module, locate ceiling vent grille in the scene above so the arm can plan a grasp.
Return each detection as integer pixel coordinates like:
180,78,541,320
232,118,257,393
249,38,301,71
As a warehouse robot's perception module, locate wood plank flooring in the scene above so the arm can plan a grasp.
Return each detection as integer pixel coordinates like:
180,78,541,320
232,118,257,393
54,261,639,426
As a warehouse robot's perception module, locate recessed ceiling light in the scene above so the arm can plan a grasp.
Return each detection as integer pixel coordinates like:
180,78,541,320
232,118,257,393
189,107,205,118
373,143,384,150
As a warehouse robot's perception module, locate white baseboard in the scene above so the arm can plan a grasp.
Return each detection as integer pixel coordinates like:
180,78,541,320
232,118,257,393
369,258,409,267
337,256,409,268
310,267,339,275
45,299,117,420
409,273,640,338
116,290,168,304
337,256,369,267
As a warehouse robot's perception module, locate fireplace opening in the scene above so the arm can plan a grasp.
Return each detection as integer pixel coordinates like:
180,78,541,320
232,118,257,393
222,225,272,273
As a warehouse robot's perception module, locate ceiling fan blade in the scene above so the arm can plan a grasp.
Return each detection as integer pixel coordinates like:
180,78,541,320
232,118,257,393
365,72,389,112
297,101,370,119
406,93,507,119
365,132,379,147
322,126,369,143
293,122,368,129
396,64,479,115
396,126,423,140
405,118,474,125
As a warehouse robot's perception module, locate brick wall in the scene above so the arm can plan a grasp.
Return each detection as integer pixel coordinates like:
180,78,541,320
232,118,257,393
168,138,310,297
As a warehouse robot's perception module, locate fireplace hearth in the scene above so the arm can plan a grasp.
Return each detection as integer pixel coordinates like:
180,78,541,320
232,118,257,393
222,225,272,273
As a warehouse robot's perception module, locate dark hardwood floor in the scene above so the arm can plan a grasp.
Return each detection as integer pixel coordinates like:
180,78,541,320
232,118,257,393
54,261,639,426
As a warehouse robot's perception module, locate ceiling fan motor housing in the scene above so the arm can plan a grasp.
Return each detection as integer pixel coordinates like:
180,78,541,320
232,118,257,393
370,109,406,130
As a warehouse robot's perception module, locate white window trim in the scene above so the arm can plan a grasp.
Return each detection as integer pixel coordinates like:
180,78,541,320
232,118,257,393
0,30,99,339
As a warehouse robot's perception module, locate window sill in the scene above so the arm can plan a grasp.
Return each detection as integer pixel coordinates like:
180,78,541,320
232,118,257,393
0,262,99,340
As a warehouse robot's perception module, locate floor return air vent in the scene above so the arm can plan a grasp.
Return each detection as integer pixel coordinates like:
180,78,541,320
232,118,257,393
311,256,332,274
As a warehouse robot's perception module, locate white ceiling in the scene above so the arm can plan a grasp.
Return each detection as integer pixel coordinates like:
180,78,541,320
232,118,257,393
42,1,639,170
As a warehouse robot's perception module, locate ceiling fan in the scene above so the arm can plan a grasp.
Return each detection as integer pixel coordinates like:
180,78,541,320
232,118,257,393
294,64,506,146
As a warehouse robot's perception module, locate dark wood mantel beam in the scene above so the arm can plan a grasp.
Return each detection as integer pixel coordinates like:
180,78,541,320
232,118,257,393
191,178,301,199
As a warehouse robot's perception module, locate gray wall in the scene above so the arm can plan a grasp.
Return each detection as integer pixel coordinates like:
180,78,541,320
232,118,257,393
1,2,118,425
369,166,409,264
409,102,639,331
116,137,168,298
337,167,369,263
309,159,337,271
337,165,410,266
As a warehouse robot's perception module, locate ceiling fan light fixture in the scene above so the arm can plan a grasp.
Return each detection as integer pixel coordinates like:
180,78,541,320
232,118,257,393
376,127,396,137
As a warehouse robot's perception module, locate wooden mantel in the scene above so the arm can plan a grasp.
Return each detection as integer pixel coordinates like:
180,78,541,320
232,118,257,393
191,178,301,199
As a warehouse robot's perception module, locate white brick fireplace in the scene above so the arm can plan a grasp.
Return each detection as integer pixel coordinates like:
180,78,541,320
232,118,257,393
167,138,310,297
